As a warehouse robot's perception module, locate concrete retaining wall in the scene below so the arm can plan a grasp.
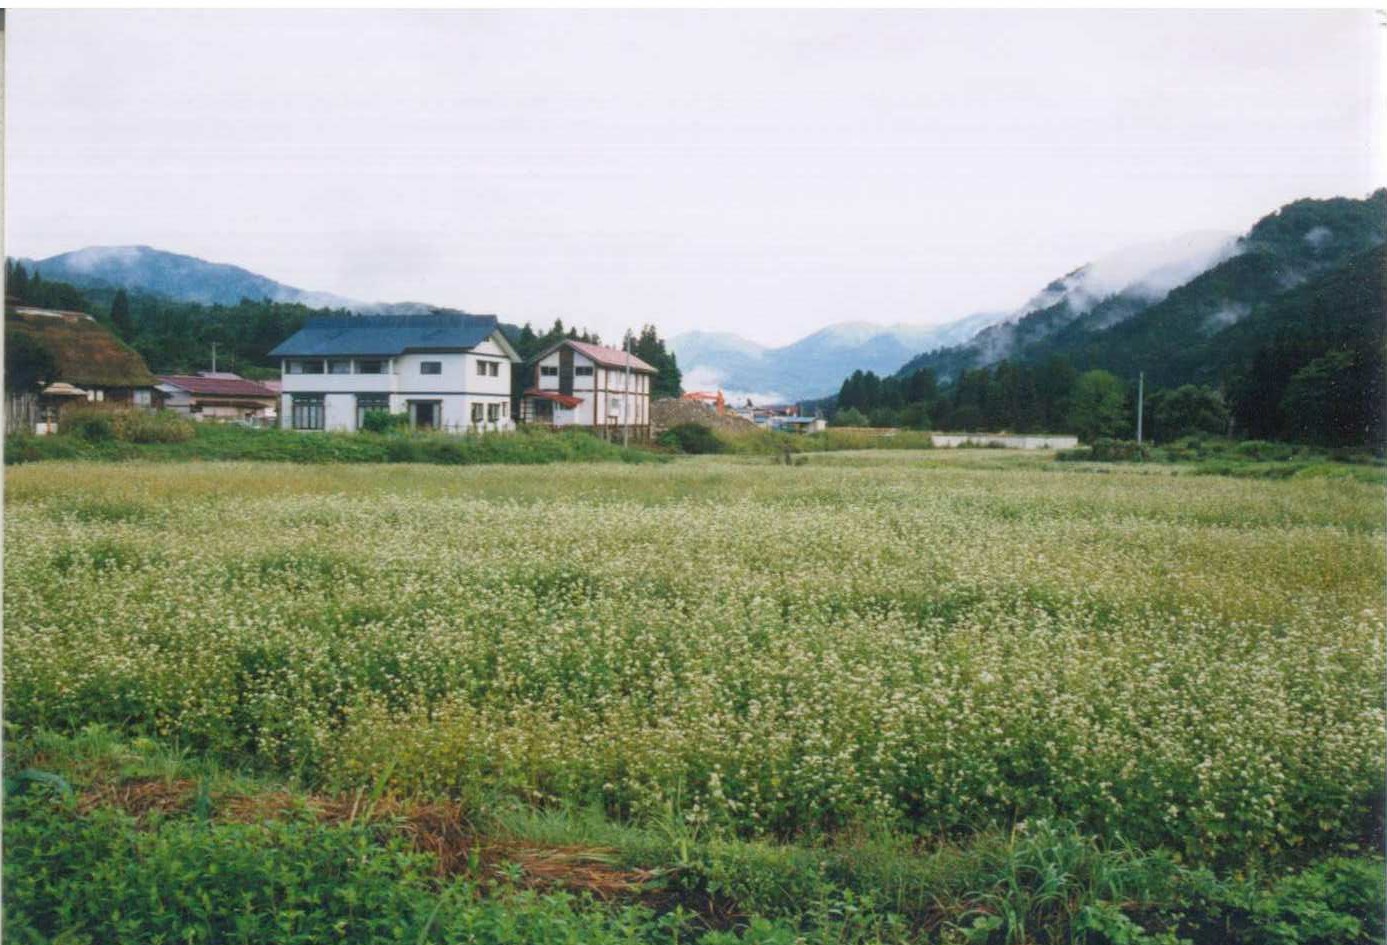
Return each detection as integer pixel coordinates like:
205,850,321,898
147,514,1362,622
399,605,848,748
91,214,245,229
932,433,1079,450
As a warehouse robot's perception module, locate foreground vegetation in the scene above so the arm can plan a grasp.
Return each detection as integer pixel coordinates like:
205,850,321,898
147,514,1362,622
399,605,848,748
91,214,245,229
4,419,663,467
6,454,1383,941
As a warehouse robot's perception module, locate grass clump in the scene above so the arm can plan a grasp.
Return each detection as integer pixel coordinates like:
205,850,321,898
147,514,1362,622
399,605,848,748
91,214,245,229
659,423,726,454
110,408,196,443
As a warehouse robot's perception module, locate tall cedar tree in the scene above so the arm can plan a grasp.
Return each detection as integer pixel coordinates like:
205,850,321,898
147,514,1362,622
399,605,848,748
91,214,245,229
110,289,133,339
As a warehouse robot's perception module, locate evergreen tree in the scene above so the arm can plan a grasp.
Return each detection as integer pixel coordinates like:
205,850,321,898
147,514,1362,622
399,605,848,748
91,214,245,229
631,324,682,398
1068,370,1128,443
110,289,133,338
7,262,28,301
1151,385,1229,440
1279,349,1381,447
4,329,57,391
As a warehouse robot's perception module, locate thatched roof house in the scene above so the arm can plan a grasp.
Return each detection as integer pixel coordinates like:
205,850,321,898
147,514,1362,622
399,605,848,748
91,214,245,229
6,306,155,391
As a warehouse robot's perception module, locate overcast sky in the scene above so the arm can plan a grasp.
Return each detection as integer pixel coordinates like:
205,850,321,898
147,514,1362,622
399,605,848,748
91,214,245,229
6,10,1382,346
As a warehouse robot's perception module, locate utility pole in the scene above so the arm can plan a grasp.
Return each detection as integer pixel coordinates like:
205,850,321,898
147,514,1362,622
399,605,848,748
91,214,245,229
1136,371,1144,444
211,342,218,375
622,330,632,448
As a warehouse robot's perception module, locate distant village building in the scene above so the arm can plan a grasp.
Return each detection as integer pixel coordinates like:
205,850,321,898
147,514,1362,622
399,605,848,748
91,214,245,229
156,373,278,423
519,338,655,437
766,414,828,434
734,401,827,434
269,313,519,432
682,390,726,413
4,306,156,434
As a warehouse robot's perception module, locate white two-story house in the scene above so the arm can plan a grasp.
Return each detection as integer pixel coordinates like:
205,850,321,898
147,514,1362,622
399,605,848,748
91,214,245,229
518,338,656,438
269,313,520,433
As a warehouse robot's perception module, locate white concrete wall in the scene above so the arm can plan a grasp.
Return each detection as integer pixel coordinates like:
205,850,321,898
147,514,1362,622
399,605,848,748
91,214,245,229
325,394,355,431
932,433,1079,450
536,351,563,390
467,338,515,399
159,389,195,415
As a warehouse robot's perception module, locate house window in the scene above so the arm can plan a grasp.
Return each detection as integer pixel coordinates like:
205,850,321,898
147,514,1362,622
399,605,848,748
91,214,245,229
420,361,442,375
471,403,484,424
575,366,594,377
291,395,324,430
357,360,386,374
132,389,152,407
355,394,390,429
476,360,500,377
540,365,558,377
487,403,500,422
501,402,509,418
297,360,325,375
329,360,352,374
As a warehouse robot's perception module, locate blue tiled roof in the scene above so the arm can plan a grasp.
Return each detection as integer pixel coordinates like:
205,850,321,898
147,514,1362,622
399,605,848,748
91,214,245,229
269,313,500,358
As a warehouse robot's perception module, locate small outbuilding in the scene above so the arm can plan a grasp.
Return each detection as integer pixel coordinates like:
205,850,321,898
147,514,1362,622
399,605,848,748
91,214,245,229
156,373,278,423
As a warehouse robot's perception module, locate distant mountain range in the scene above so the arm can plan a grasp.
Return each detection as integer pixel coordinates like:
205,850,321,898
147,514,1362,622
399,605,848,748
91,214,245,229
20,246,437,315
671,314,1003,403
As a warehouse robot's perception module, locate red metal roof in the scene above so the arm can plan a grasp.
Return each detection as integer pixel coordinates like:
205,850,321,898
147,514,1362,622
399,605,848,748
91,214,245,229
157,374,277,397
523,387,584,409
564,340,656,373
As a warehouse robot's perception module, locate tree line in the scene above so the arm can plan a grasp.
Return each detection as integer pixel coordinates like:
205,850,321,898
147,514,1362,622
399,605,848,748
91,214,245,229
834,347,1381,448
834,357,1226,445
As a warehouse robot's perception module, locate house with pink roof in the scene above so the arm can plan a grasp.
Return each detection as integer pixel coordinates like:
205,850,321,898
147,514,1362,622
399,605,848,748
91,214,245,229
519,338,655,438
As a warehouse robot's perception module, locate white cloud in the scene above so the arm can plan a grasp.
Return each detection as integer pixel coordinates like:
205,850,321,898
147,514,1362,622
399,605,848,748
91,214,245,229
681,366,787,406
6,10,1381,345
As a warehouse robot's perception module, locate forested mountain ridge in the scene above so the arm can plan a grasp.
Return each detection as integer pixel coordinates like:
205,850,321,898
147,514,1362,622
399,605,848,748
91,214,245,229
1222,243,1385,442
896,190,1387,385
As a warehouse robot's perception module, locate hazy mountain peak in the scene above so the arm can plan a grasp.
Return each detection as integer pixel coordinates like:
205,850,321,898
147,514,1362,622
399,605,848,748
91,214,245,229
1012,230,1240,319
670,312,1011,401
22,244,438,315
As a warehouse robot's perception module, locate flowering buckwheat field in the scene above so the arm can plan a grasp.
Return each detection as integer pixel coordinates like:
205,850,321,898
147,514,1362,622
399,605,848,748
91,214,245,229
5,453,1385,942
